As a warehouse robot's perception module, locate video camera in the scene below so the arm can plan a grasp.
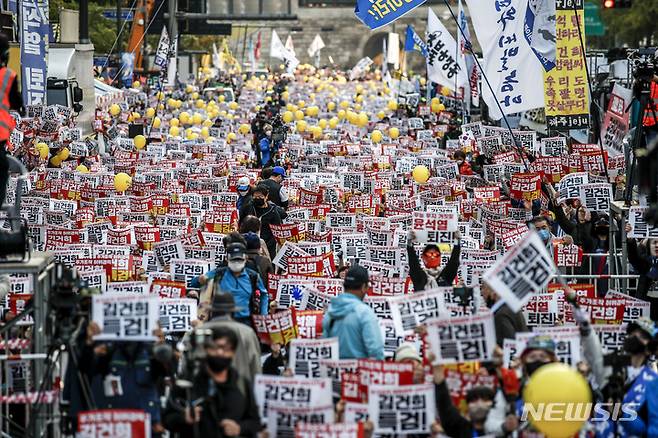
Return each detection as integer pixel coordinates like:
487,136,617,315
270,113,288,144
628,48,657,98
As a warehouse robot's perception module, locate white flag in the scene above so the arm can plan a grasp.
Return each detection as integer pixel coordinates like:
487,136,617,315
165,37,178,86
307,34,325,58
464,0,544,119
426,8,467,91
212,43,221,69
284,35,296,57
387,32,400,70
482,231,556,312
154,27,170,69
270,30,299,72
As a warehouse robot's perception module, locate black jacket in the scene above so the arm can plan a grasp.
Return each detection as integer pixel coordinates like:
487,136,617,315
260,178,288,210
163,367,261,437
407,243,461,291
436,381,485,438
493,303,528,346
239,201,287,258
627,239,658,320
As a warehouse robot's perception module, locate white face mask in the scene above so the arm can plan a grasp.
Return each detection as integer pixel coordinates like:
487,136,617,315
238,190,249,196
228,260,246,273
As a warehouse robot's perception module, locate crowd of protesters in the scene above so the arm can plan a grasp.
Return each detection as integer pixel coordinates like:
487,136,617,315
0,60,657,438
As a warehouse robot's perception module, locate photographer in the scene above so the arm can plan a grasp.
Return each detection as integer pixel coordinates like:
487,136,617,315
163,326,261,437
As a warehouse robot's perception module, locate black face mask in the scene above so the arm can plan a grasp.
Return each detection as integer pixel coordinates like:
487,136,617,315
254,198,266,207
485,297,496,308
623,336,647,355
525,360,549,377
207,355,231,373
596,226,609,236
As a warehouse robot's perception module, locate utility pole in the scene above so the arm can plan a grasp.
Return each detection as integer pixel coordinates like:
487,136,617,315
79,0,90,44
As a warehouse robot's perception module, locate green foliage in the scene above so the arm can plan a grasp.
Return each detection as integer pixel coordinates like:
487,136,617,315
601,0,658,46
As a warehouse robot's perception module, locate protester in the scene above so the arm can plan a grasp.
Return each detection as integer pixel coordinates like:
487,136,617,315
238,183,286,258
480,283,528,346
260,165,289,210
407,230,461,290
162,326,262,436
322,265,384,359
235,176,253,212
238,215,272,259
199,293,263,381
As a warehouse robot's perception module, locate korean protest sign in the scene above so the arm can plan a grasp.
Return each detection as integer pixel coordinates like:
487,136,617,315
77,409,150,438
253,375,332,420
252,309,299,345
425,312,496,365
268,404,335,438
544,0,590,130
553,242,583,267
289,337,339,378
295,310,324,339
357,359,415,402
517,326,582,365
367,384,436,435
319,359,359,399
411,211,458,244
578,183,612,212
20,0,49,105
388,287,450,335
295,422,364,438
158,298,197,333
354,0,426,30
510,173,541,201
482,231,556,312
628,206,658,238
426,8,467,90
92,294,159,341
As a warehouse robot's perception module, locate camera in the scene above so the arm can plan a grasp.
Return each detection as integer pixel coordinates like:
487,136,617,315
271,114,288,144
629,48,657,98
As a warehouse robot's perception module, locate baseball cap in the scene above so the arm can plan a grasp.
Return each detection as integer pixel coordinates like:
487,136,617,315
395,342,422,363
520,335,557,360
272,166,286,177
237,176,250,191
242,232,261,251
226,242,246,261
343,265,369,289
627,317,657,339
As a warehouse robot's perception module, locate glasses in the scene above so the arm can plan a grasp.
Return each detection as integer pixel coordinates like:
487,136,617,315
423,252,441,259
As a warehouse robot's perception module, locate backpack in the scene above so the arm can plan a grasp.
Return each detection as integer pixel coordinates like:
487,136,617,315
215,266,262,316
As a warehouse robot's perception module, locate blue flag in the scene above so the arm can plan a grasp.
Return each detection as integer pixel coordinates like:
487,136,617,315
20,0,49,105
355,0,426,30
404,25,428,57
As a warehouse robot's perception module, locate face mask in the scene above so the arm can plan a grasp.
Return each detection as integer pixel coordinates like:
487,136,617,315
467,404,490,422
228,260,246,273
238,190,249,197
525,360,549,376
486,297,496,308
254,198,266,207
206,355,231,373
596,227,609,236
623,336,646,355
422,251,441,269
537,229,551,243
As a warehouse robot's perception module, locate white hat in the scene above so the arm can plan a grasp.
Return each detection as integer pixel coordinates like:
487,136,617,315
395,342,421,363
237,176,250,191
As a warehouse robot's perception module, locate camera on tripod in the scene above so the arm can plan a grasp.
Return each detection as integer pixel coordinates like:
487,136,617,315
628,48,658,98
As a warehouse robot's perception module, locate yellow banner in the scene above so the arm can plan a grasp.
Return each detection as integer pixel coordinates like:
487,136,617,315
544,0,589,130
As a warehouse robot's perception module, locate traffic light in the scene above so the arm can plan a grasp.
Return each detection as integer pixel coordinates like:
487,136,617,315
603,0,632,8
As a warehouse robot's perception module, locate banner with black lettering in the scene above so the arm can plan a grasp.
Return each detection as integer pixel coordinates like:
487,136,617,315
92,294,159,341
289,338,339,378
425,312,496,364
368,384,436,435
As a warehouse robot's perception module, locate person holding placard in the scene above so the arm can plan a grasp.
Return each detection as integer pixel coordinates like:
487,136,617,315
406,230,461,290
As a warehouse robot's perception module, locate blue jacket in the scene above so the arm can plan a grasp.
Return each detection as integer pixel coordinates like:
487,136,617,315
647,376,658,437
192,267,268,319
260,137,271,166
618,366,658,437
322,293,384,360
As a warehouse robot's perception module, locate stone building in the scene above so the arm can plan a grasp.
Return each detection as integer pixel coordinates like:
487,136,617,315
206,0,462,69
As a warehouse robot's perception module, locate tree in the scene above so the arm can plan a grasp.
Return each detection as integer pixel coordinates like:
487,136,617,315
601,0,658,46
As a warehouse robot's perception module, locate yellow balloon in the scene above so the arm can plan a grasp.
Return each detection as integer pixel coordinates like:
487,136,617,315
329,117,338,129
431,103,441,113
132,81,140,89
229,101,238,110
36,143,49,159
109,104,120,117
114,172,132,192
50,156,62,167
337,109,346,120
441,87,451,96
412,165,430,184
294,110,304,121
169,126,180,137
192,113,203,125
145,107,155,118
354,103,362,112
203,119,213,128
339,100,349,109
387,100,398,111
298,100,306,108
192,92,199,100
196,99,205,108
219,95,226,103
227,132,237,142
327,102,336,111
153,117,162,128
76,164,89,173
200,127,209,139
239,123,250,134
281,91,289,100
174,100,182,109
357,112,369,127
131,112,141,120
179,112,190,124
371,129,383,143
389,127,400,139
356,95,364,103
296,120,307,132
206,136,215,143
185,84,194,93
167,98,176,108
133,135,146,150
356,84,364,94
318,119,327,129
523,363,591,438
58,147,70,160
283,111,294,123
437,103,446,112
170,118,179,127
431,97,440,106
156,91,165,100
